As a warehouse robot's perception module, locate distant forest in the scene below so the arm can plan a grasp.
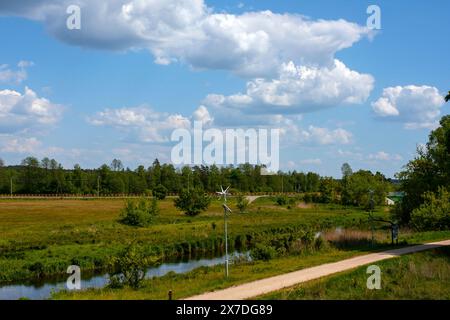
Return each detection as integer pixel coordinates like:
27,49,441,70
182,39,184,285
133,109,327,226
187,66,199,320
0,156,394,196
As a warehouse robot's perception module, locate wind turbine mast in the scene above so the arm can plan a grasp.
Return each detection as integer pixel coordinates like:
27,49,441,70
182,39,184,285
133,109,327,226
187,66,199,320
217,185,231,277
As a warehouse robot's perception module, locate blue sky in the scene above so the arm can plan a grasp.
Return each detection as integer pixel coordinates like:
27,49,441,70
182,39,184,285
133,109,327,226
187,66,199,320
0,0,448,177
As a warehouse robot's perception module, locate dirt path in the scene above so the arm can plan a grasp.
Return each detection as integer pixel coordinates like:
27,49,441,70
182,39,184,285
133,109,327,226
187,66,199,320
245,195,267,204
185,239,450,300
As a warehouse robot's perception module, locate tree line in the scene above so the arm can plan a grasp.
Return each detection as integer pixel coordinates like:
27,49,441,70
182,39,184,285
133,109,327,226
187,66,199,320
0,156,393,202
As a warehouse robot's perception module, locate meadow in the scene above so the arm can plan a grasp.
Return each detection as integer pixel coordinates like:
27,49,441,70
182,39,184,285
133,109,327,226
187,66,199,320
0,197,383,283
1,196,448,300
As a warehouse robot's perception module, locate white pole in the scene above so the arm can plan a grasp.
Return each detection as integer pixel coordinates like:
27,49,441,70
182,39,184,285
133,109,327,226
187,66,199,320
224,208,229,277
224,193,229,278
218,186,231,278
97,176,100,197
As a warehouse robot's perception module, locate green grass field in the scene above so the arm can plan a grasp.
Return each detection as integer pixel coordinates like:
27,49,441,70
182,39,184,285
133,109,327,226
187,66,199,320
0,197,387,283
1,197,449,300
259,247,450,300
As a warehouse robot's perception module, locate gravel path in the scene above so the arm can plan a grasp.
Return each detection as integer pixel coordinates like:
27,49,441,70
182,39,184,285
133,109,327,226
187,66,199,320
245,195,267,204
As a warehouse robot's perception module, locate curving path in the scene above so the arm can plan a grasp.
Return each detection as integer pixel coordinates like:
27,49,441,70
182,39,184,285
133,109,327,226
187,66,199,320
245,195,268,204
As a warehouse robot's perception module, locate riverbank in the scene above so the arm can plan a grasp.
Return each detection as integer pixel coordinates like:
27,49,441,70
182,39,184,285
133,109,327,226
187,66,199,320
0,198,385,284
52,231,450,300
0,251,249,300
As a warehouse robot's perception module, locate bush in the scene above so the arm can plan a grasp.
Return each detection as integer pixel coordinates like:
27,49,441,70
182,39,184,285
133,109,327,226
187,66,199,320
287,197,297,209
314,235,326,250
410,187,450,231
108,245,153,289
303,193,313,203
174,188,211,216
28,262,44,277
153,184,168,200
275,195,288,206
120,197,159,227
250,244,277,261
236,194,249,213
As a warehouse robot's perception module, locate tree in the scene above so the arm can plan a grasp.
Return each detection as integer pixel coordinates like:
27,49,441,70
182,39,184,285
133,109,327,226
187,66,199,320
110,159,124,171
341,163,353,179
0,158,4,167
120,197,159,227
174,188,211,216
396,116,450,224
41,157,51,170
275,194,288,206
149,159,161,188
20,157,43,193
236,194,249,213
109,244,155,289
50,159,59,170
340,170,387,208
445,90,450,103
410,187,450,231
152,184,167,200
319,177,337,203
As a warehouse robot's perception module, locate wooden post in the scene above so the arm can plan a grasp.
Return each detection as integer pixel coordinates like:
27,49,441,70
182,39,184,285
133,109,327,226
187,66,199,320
97,176,100,197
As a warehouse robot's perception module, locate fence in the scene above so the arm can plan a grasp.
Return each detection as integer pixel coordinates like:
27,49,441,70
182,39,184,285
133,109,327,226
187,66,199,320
0,192,301,199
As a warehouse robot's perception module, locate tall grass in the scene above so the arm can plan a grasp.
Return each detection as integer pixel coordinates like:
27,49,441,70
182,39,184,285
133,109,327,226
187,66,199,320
0,198,446,284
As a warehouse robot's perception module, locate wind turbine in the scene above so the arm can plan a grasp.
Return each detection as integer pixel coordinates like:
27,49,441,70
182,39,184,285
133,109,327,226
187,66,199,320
217,185,231,277
216,185,230,201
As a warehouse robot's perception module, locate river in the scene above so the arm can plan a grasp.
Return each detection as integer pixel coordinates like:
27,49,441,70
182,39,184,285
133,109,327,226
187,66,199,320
0,251,249,300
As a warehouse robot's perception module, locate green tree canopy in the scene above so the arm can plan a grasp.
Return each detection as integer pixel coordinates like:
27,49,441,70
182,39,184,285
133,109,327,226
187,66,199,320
396,115,450,224
174,188,211,216
341,170,388,208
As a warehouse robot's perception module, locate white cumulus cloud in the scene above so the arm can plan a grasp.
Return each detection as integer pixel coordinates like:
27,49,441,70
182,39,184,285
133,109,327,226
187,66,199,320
299,158,322,165
204,60,374,117
0,0,372,77
0,87,63,134
298,126,353,145
0,136,42,153
0,61,33,84
372,85,445,129
367,151,402,161
88,105,195,143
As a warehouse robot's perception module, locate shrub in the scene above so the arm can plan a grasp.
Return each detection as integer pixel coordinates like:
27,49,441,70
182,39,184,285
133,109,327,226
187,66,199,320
410,187,450,231
314,235,326,250
303,193,313,203
275,195,288,206
120,197,159,227
108,245,154,289
174,188,211,216
152,184,168,200
236,194,249,213
250,244,277,261
28,262,44,277
301,231,315,245
287,197,297,209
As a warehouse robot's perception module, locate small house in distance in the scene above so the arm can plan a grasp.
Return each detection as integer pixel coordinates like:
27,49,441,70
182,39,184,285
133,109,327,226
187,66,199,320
385,191,405,206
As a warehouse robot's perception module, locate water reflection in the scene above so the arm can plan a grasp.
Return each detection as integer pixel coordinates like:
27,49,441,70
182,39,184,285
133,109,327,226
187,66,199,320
0,251,249,300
